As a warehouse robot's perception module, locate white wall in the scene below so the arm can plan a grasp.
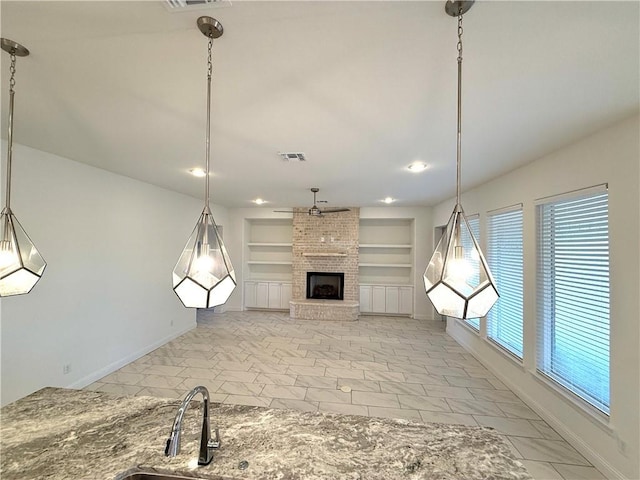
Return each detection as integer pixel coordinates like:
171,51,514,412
0,143,222,406
433,115,639,479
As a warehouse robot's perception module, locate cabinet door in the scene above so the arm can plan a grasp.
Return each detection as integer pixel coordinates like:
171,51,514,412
268,283,282,309
244,282,257,308
256,282,269,308
385,287,399,314
399,287,413,315
359,285,372,313
371,286,386,313
280,283,292,309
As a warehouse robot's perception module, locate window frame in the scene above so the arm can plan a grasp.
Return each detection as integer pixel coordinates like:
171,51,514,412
486,204,524,360
535,184,610,416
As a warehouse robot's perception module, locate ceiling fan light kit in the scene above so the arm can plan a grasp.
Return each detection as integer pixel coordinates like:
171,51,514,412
274,188,351,217
423,1,498,320
0,38,47,297
172,17,236,309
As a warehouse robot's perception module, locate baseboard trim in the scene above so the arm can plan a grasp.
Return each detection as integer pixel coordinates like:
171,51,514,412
223,306,243,312
66,324,195,390
447,325,625,480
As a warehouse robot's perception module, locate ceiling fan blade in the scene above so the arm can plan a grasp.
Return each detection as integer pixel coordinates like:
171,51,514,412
320,208,351,214
273,210,294,213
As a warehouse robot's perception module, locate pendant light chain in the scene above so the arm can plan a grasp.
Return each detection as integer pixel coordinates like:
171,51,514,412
9,53,16,91
205,35,213,206
455,7,463,207
5,52,18,211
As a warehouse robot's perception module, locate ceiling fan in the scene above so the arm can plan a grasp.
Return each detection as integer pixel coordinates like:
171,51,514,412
274,188,351,217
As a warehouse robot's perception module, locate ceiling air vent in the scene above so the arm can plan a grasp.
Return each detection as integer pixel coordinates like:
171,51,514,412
279,152,307,162
164,0,231,11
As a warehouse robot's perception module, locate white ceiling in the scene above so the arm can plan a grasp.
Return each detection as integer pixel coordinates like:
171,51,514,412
1,1,638,208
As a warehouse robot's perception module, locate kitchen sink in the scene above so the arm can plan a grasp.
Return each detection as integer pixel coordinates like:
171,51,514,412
118,471,236,480
119,473,205,480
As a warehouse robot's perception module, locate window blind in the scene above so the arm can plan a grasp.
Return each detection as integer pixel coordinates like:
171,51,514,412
487,206,524,358
461,215,480,330
536,188,610,414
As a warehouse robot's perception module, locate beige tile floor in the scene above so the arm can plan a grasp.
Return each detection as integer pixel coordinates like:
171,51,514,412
86,311,606,480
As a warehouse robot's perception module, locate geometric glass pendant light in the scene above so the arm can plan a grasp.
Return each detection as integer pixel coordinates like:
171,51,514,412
423,1,498,319
0,38,46,297
172,17,236,308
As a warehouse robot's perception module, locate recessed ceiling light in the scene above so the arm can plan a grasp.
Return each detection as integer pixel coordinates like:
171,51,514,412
407,162,427,173
382,197,395,204
189,168,206,177
253,198,266,205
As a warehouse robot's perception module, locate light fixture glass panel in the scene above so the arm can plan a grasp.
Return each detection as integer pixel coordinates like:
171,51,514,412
208,275,236,308
467,285,499,319
0,211,46,296
173,206,236,308
428,282,466,318
174,278,208,309
0,269,40,297
425,207,498,319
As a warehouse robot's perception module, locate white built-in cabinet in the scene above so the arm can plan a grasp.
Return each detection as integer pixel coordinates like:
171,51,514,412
244,218,293,310
359,218,414,316
244,281,292,310
359,285,413,315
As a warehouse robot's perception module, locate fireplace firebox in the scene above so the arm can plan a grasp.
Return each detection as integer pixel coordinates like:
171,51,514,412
306,272,344,300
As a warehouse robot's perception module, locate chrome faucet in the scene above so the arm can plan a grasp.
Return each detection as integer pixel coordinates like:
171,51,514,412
165,385,221,466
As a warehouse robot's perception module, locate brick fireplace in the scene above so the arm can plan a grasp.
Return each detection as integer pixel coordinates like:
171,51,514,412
289,207,359,321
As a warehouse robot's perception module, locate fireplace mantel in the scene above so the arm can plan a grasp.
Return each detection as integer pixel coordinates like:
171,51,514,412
301,252,347,257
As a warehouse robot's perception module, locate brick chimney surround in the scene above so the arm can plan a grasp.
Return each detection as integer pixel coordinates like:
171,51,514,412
289,207,360,321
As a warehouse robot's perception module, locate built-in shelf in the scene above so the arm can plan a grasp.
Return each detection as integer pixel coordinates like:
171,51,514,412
359,218,414,287
248,243,292,247
302,252,347,257
359,263,412,268
247,260,293,265
244,218,294,293
359,244,412,249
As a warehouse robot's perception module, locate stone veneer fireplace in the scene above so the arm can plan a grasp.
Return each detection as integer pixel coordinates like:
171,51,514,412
289,207,360,321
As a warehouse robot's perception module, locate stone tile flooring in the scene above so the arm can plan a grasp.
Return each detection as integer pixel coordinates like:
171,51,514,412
86,311,605,480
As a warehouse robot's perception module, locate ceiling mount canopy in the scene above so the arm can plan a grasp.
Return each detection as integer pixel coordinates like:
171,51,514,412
0,38,47,297
172,17,236,309
423,1,498,320
444,0,474,17
1,38,29,57
197,16,223,38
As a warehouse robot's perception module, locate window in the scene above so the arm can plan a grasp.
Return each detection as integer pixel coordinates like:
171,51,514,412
487,206,524,358
536,186,609,414
461,214,480,331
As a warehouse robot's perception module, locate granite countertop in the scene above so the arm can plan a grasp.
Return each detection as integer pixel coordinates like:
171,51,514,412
0,387,532,480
